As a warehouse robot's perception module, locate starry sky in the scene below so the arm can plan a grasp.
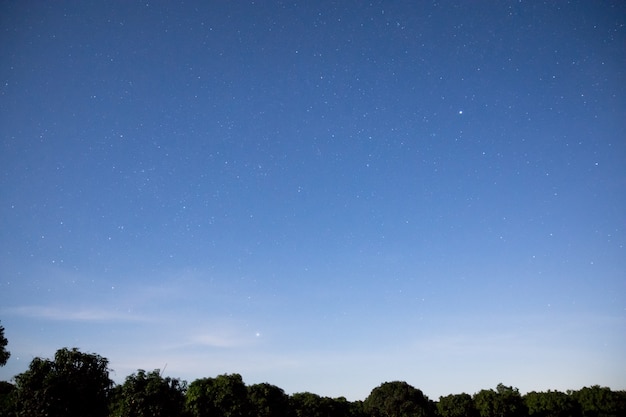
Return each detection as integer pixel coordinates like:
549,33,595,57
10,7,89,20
1,1,625,400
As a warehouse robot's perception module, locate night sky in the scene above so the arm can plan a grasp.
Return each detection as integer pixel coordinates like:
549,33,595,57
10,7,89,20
1,1,625,400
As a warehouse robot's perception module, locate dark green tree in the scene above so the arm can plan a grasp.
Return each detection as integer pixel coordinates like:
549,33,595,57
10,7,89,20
289,392,356,417
327,396,361,417
289,392,327,417
524,390,581,417
0,321,9,366
570,386,626,417
438,393,478,417
363,381,433,417
248,382,289,417
474,389,498,417
186,373,250,417
0,381,17,416
473,384,526,417
110,369,187,417
348,399,367,417
14,347,112,417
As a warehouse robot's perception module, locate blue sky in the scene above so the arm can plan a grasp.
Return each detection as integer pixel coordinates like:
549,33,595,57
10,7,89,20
1,1,625,400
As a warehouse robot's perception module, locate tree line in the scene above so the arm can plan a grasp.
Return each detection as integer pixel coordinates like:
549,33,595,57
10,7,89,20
0,326,624,417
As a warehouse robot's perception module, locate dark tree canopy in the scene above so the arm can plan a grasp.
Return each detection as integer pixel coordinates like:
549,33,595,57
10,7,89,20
290,392,328,417
186,373,250,417
0,380,17,416
473,384,527,417
570,386,626,417
14,347,112,417
0,321,9,367
289,392,356,417
5,346,626,417
364,381,434,417
438,393,479,417
524,390,581,417
109,369,187,417
248,382,289,417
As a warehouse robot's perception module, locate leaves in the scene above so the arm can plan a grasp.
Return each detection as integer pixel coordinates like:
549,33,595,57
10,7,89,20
248,383,289,417
364,381,432,417
525,390,580,417
474,385,526,417
438,393,478,417
14,347,112,417
0,321,9,367
110,369,187,417
186,373,250,417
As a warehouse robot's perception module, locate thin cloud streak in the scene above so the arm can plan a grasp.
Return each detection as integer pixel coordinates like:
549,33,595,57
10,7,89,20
2,305,151,323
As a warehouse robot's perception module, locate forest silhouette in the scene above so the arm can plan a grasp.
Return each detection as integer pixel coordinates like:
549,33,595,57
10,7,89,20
1,343,624,417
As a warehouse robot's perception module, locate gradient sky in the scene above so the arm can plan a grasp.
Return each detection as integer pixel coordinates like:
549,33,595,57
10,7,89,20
1,1,625,401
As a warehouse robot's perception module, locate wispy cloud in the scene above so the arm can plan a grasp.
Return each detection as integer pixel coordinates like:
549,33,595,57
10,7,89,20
187,333,248,348
159,317,263,350
2,305,150,323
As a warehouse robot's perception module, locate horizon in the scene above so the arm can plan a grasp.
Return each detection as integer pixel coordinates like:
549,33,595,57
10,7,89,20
2,342,624,403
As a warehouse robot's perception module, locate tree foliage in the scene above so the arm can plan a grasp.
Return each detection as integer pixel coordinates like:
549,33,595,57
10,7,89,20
0,380,16,416
290,392,328,417
289,392,357,417
438,392,479,417
248,382,289,417
570,386,626,417
524,390,580,417
14,347,112,417
0,321,9,367
473,384,526,417
186,373,250,417
5,346,626,417
364,381,433,417
110,369,187,417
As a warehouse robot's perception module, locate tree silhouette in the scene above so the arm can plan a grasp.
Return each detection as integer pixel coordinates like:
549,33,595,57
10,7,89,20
364,381,434,417
110,369,187,417
186,373,250,417
14,347,112,417
0,321,9,367
248,382,289,417
438,393,478,417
